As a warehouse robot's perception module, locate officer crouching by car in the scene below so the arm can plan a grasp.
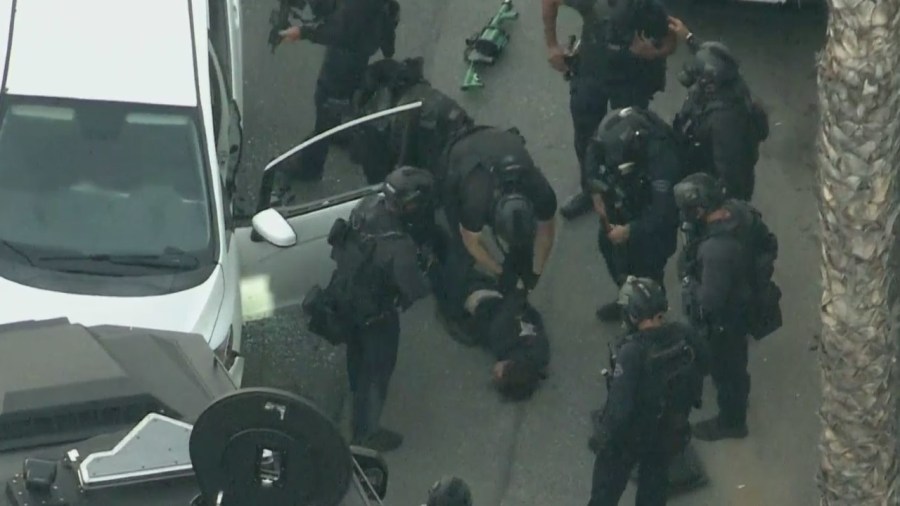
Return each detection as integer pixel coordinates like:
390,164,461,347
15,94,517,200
348,56,475,185
588,276,709,506
441,126,558,306
302,166,435,452
673,173,782,442
667,17,769,201
277,0,401,185
584,106,681,322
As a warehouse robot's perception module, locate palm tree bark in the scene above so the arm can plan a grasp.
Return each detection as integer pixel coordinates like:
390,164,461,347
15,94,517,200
817,0,900,503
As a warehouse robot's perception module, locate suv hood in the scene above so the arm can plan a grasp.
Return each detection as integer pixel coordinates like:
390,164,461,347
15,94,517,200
0,266,224,342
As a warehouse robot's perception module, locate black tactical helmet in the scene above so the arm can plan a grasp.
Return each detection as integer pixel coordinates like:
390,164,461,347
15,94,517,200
678,41,740,89
673,172,726,214
617,275,668,322
384,166,435,214
426,476,473,506
493,193,536,250
596,107,652,171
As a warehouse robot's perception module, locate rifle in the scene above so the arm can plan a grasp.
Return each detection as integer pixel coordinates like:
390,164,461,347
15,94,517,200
600,342,617,392
590,164,635,286
462,0,520,90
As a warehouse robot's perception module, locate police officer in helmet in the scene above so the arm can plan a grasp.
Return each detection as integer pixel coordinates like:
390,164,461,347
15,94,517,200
349,56,475,185
542,0,679,220
424,476,474,506
587,276,708,506
673,172,778,441
667,18,768,201
325,166,433,452
585,106,681,322
277,0,401,185
442,127,558,308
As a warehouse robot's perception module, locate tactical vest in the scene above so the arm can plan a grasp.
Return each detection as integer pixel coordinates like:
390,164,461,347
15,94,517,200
615,323,702,445
673,83,767,178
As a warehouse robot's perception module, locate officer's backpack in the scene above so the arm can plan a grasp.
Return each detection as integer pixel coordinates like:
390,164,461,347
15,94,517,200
302,217,389,344
720,201,782,340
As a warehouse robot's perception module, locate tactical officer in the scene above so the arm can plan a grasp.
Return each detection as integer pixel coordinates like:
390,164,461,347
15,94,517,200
278,0,401,183
673,172,763,441
542,0,678,220
424,476,473,506
584,107,681,322
588,276,708,506
349,57,475,184
321,166,432,452
667,17,768,201
442,126,558,301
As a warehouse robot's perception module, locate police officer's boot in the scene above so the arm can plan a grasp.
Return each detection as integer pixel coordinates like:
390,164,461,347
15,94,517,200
692,416,748,442
357,428,404,453
595,301,623,322
560,191,593,220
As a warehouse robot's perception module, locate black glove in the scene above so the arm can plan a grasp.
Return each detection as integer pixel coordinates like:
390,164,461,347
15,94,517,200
522,271,540,291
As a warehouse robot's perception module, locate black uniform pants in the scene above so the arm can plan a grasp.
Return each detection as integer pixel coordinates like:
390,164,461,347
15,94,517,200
597,225,667,289
346,310,401,443
570,78,651,192
588,443,670,506
292,47,371,180
708,328,750,426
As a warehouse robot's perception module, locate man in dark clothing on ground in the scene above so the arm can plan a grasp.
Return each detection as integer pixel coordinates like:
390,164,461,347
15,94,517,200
668,17,768,201
542,0,678,220
430,247,550,400
588,276,709,505
304,167,432,452
348,57,475,184
584,107,681,322
674,172,763,441
442,126,558,301
277,0,400,184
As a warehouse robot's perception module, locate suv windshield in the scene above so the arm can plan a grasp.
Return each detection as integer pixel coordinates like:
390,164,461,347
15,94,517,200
0,96,215,275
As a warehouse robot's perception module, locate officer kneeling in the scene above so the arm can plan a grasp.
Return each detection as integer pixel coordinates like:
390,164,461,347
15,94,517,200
587,276,709,506
303,166,435,453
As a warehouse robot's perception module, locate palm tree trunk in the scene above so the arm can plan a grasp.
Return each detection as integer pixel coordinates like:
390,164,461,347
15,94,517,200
817,0,900,503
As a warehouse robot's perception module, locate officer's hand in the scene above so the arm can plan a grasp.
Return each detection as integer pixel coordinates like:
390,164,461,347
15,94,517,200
547,45,568,73
279,26,301,43
629,33,658,59
667,16,690,39
607,225,630,245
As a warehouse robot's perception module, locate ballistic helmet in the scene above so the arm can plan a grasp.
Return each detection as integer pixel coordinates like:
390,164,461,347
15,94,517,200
384,166,435,215
678,41,741,89
673,172,726,214
493,194,537,250
617,276,668,323
596,107,653,172
426,476,473,506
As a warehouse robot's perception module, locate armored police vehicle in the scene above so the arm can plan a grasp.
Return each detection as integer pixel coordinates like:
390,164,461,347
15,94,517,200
0,319,388,506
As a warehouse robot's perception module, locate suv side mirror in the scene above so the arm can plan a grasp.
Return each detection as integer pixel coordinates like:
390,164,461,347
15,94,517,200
350,446,389,501
251,208,296,247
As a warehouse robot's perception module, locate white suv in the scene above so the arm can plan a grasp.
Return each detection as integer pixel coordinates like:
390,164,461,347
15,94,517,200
0,0,246,383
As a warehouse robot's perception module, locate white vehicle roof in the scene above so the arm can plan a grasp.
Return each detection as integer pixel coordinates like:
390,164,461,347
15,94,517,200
0,0,201,107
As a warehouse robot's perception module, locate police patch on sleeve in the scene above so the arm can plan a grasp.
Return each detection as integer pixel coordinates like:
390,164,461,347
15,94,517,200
613,362,624,378
652,180,672,193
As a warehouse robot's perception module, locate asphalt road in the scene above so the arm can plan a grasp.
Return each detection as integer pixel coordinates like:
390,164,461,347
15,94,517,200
237,1,826,504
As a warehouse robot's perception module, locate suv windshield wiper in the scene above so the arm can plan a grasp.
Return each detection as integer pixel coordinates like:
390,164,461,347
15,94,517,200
38,248,199,270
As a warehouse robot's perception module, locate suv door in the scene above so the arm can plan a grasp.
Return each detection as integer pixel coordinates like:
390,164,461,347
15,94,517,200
235,102,423,321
